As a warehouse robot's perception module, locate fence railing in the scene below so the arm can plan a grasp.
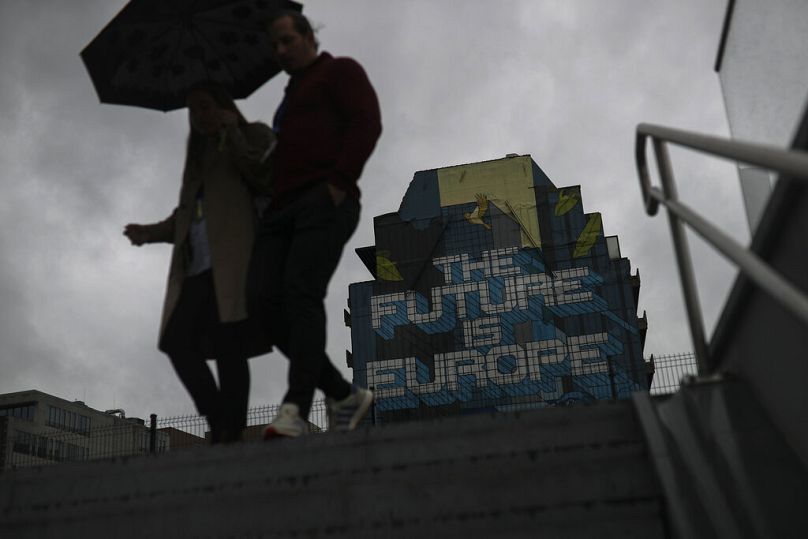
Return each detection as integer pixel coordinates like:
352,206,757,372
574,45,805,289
648,352,699,395
152,400,329,449
3,353,695,470
636,123,808,373
4,400,329,470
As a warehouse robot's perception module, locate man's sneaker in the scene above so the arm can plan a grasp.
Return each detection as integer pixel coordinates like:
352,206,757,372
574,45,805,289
264,403,307,439
328,385,373,431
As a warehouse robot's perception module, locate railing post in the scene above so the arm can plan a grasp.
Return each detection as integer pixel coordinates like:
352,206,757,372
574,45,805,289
652,139,711,373
607,355,618,400
149,414,157,454
370,386,376,426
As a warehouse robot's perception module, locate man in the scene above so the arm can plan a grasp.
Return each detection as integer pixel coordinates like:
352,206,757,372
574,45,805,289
252,10,382,438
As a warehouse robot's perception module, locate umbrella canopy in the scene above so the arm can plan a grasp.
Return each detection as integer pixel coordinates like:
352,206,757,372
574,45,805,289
81,0,302,111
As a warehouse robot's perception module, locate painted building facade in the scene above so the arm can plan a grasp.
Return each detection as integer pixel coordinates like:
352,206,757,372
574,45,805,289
348,155,648,422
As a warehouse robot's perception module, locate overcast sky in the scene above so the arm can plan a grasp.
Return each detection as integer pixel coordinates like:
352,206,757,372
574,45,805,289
0,0,750,419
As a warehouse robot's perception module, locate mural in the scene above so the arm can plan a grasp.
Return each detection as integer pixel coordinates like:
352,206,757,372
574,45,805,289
348,155,647,421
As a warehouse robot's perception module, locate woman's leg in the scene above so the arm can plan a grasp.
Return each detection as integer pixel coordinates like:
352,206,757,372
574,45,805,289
163,273,219,417
216,357,250,441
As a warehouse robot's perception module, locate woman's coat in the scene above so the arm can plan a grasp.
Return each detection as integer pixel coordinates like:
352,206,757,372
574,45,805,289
143,122,274,356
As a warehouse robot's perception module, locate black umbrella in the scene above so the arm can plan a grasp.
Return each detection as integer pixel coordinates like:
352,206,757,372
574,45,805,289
81,0,302,111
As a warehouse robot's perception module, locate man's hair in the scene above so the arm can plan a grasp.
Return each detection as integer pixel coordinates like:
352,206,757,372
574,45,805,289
266,9,319,49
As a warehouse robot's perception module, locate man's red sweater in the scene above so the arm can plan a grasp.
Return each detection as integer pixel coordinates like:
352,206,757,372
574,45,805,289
271,52,382,208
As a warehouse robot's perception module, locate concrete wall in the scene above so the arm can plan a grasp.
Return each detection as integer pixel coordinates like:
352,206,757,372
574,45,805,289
0,402,667,538
718,0,808,232
719,0,808,147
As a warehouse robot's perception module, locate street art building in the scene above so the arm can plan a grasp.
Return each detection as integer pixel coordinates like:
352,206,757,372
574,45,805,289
347,155,648,422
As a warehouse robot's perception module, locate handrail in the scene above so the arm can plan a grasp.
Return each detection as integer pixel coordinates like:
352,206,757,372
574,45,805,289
635,123,808,373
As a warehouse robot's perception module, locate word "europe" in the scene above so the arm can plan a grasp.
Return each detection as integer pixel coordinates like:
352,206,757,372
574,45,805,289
366,332,613,400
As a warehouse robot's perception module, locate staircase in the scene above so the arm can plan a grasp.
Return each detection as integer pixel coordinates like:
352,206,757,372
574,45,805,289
0,400,667,538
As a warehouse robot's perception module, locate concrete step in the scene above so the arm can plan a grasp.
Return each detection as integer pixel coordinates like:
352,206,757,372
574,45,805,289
0,399,667,538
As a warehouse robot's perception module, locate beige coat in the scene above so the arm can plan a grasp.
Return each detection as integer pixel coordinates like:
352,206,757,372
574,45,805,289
144,122,274,354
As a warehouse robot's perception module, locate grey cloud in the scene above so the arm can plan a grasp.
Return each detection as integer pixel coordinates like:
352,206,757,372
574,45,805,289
0,0,745,418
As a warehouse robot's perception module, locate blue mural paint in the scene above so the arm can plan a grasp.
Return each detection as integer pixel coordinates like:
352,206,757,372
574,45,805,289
398,169,441,229
348,156,648,420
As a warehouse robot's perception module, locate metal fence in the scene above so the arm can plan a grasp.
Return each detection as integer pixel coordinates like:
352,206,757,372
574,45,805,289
153,400,330,450
4,353,696,470
648,352,699,395
4,400,329,470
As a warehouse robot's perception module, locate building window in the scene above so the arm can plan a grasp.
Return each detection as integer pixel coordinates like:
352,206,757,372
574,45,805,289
12,430,34,455
12,430,88,463
47,405,91,435
0,403,36,422
37,436,48,459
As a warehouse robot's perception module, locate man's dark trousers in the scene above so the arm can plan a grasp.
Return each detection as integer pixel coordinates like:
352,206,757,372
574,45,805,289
250,182,359,418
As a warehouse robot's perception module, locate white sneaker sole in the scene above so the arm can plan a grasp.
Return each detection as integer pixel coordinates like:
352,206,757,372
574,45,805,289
341,390,374,431
263,424,304,440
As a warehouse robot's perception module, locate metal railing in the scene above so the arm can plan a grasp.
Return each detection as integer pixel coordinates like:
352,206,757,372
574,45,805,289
153,400,329,449
647,352,699,395
635,124,808,373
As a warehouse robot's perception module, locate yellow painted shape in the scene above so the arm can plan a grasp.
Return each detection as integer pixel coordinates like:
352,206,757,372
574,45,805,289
573,213,602,258
555,187,581,216
437,156,541,248
463,193,492,230
376,252,404,281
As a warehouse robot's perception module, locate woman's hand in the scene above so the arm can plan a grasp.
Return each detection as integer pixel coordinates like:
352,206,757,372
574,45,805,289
123,224,151,246
217,110,240,150
219,109,239,128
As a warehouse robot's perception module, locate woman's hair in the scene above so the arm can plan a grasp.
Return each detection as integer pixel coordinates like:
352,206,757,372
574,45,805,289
184,80,248,172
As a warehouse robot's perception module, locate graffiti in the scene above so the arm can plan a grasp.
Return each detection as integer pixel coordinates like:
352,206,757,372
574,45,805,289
363,247,627,409
366,332,622,409
349,156,647,416
370,248,605,339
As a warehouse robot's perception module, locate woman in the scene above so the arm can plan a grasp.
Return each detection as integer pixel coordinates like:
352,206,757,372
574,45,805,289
124,81,274,443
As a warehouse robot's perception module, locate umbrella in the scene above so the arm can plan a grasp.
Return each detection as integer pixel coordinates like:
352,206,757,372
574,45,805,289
81,0,302,111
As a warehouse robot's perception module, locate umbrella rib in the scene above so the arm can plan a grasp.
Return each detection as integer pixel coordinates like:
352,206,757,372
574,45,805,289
191,24,244,88
193,15,267,32
159,23,190,111
108,21,179,75
136,22,184,106
147,23,180,47
188,26,214,85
